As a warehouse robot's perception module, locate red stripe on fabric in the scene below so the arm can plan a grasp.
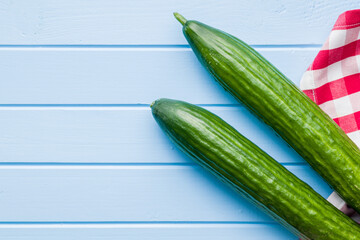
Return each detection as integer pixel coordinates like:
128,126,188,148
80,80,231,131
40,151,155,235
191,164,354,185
315,83,332,104
346,73,360,95
356,111,360,130
311,50,329,70
333,111,360,134
303,90,316,103
333,117,340,126
311,73,360,105
333,9,360,30
310,39,360,70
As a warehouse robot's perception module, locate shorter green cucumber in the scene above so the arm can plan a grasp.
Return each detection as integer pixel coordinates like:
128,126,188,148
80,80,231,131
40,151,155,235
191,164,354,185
151,98,360,240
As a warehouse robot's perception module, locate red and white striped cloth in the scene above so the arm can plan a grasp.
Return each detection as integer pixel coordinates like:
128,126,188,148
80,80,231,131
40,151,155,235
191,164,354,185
300,9,360,222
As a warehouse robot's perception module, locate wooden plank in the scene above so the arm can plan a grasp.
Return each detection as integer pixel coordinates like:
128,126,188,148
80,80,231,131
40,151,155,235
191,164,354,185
0,48,317,104
0,224,296,240
0,165,331,221
0,107,303,163
0,0,357,45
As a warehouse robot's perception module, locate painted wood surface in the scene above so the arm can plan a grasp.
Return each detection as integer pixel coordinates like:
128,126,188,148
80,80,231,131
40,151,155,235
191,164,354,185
0,0,358,45
0,224,295,240
0,166,330,221
0,0,356,239
0,48,316,104
0,106,304,164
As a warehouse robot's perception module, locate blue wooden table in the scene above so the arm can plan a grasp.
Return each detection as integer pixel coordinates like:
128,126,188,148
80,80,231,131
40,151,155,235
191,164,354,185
0,1,358,239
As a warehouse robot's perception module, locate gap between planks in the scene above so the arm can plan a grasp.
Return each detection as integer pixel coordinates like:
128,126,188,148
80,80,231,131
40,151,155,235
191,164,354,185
0,44,322,52
0,104,244,111
0,162,305,169
0,221,277,228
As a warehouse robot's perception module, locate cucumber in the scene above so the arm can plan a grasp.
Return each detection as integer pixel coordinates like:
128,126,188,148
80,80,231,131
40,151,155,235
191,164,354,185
151,98,360,240
174,13,360,212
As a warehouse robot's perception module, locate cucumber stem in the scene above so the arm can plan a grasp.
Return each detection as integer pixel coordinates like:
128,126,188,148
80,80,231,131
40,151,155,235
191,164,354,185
173,12,187,26
150,100,156,108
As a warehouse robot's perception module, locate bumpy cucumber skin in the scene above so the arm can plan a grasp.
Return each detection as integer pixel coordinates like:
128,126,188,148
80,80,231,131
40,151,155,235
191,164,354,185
151,98,360,240
179,19,360,213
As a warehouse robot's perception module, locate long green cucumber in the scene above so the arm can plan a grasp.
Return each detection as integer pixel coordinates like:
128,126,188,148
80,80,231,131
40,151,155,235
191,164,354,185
174,13,360,212
151,98,360,240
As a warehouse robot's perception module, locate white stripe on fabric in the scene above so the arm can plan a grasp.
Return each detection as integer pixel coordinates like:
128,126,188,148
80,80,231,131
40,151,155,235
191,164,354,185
318,91,360,119
301,55,360,89
348,131,360,148
328,29,347,50
326,26,360,50
324,60,346,87
345,26,360,46
350,91,360,113
318,100,337,119
333,95,354,118
300,71,316,90
327,192,346,209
